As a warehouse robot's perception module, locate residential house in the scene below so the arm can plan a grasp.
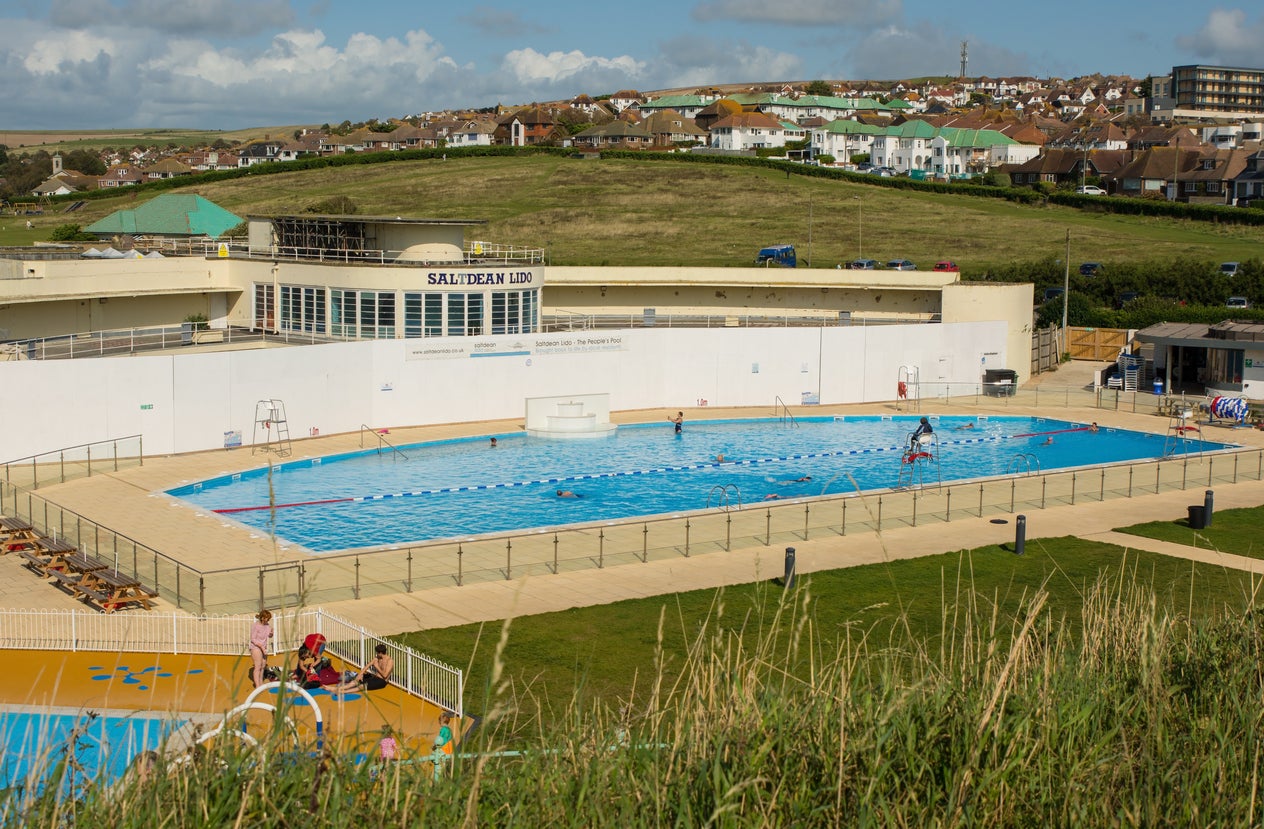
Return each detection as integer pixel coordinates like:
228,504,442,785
237,141,283,167
635,94,711,119
608,90,644,112
708,111,787,151
1110,146,1198,199
929,128,1038,175
811,119,883,162
572,120,654,150
31,154,97,196
1183,148,1254,205
1002,148,1127,190
640,109,708,147
98,164,144,188
432,119,496,148
1232,150,1264,206
495,106,561,146
142,157,193,180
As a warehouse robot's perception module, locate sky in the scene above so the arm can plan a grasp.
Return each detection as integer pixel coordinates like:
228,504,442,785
2,0,1262,130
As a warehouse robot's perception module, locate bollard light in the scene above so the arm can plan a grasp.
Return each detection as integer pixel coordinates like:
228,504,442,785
784,547,796,589
1204,490,1214,528
1015,515,1026,556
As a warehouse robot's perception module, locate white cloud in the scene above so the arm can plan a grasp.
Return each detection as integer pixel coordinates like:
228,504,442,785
502,48,645,85
692,0,900,27
144,29,457,90
23,30,116,74
1177,9,1264,65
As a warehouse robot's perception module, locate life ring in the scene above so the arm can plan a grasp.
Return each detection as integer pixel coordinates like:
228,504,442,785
897,381,907,399
903,451,931,464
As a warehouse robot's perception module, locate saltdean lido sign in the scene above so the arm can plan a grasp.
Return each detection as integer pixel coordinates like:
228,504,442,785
426,270,536,286
407,333,626,361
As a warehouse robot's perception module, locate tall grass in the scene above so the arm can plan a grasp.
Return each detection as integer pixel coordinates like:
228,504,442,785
8,566,1263,827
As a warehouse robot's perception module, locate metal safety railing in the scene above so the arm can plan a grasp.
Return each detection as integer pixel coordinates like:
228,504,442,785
0,606,463,717
0,435,143,489
6,441,1263,621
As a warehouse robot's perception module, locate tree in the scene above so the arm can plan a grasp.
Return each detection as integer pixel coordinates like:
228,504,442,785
805,80,832,96
63,149,105,176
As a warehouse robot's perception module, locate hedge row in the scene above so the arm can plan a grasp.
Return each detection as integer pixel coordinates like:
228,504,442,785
599,150,1264,226
42,146,570,207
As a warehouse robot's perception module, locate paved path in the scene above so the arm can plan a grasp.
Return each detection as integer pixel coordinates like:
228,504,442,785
311,476,1264,635
6,384,1264,636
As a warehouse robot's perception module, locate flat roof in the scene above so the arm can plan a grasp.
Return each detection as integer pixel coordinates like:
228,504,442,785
248,215,487,226
1136,320,1264,349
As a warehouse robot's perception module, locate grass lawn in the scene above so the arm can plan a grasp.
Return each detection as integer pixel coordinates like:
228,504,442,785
1116,502,1264,559
397,534,1260,715
5,154,1262,268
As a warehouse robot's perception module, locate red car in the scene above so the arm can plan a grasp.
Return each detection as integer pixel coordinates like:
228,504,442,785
932,260,960,273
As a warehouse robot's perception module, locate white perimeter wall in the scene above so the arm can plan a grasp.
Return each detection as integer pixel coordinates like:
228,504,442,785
0,321,1006,459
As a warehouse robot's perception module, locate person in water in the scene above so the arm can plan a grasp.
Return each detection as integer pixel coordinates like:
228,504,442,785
668,412,683,434
557,489,582,498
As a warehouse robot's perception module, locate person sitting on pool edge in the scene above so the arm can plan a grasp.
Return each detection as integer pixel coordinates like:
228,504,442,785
557,489,582,498
332,643,393,695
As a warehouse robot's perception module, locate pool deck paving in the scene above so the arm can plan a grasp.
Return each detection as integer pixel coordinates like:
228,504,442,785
3,357,1262,638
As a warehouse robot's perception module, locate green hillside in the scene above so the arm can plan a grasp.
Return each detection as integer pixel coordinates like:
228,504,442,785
7,153,1262,272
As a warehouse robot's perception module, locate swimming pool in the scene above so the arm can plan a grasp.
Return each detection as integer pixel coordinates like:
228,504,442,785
170,416,1232,553
0,707,182,796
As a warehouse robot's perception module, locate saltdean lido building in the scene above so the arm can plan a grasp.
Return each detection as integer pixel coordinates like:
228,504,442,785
245,215,544,339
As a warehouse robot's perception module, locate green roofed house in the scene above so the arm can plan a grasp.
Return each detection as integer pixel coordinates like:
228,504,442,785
85,193,243,240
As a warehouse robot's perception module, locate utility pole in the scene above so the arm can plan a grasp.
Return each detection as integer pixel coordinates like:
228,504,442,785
1061,229,1070,351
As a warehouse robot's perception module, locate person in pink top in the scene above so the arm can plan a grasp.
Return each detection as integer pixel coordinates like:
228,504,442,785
249,609,273,687
379,724,398,762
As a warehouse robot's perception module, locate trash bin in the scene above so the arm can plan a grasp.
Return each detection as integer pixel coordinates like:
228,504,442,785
983,369,1018,397
1187,505,1206,530
1153,377,1164,395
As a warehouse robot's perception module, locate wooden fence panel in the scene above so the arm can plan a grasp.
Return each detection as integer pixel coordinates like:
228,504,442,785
1068,327,1127,361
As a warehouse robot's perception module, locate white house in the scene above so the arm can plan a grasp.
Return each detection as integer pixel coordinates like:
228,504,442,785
811,119,884,162
708,112,787,151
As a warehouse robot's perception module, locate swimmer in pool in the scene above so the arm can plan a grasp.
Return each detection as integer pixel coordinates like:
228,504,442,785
1042,436,1054,445
1089,422,1099,432
490,437,498,447
763,493,782,500
955,422,976,430
715,453,726,463
777,476,811,484
556,489,582,498
669,412,683,434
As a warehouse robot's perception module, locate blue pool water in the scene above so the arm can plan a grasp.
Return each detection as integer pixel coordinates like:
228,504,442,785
170,416,1232,552
0,709,182,795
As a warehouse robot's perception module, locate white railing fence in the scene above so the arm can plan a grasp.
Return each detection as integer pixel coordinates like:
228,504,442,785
0,606,463,717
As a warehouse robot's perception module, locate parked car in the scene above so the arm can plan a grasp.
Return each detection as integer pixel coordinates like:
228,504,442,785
1115,291,1141,309
886,259,917,271
1076,185,1106,195
1227,296,1251,309
850,259,880,270
1079,262,1103,276
932,260,959,273
1221,262,1241,276
1043,287,1065,302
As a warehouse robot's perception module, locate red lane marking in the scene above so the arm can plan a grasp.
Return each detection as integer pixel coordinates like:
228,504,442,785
213,497,354,514
1011,426,1092,438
